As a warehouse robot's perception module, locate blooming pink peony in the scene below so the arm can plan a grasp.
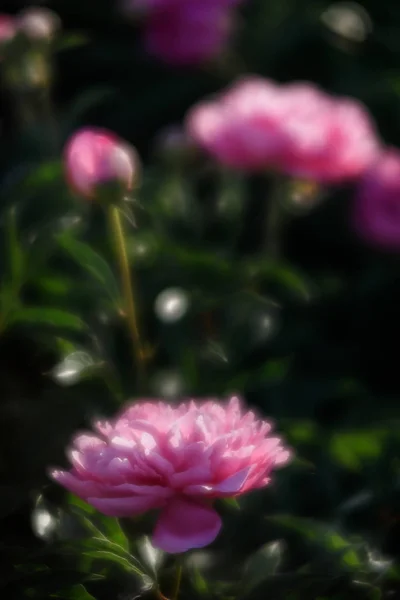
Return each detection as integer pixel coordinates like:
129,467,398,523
64,127,139,199
186,77,380,182
50,397,291,553
353,149,400,250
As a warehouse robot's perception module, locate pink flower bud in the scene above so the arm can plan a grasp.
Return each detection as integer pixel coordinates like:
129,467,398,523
64,128,139,200
186,77,381,183
353,149,400,250
17,7,60,41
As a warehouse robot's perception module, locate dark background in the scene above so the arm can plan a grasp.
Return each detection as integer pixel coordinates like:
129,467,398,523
0,1,400,599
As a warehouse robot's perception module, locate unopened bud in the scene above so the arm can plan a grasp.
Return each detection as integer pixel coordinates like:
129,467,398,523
64,127,140,202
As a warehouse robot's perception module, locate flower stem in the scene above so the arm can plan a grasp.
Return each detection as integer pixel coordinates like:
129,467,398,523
172,561,183,600
108,204,146,386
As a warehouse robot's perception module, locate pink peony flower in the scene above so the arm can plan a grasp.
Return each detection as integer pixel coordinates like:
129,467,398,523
50,397,291,553
353,149,400,250
64,127,139,199
186,77,381,182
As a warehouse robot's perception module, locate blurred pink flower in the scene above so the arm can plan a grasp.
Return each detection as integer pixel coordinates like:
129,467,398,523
353,149,400,250
50,397,291,553
0,14,16,45
122,0,242,65
186,77,380,182
123,0,241,16
144,4,233,66
64,127,139,199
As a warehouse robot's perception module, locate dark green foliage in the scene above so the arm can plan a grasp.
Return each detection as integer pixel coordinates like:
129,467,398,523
0,0,400,598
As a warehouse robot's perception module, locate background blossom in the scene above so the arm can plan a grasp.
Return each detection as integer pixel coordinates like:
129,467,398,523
353,149,400,250
187,77,381,182
122,0,243,65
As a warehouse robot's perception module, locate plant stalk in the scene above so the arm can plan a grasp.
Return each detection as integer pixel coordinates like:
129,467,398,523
108,204,146,386
172,561,183,600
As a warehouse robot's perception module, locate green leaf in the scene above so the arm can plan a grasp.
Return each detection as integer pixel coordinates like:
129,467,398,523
3,161,63,203
284,420,319,444
68,495,96,515
82,550,143,577
56,33,90,53
54,584,96,600
51,351,97,386
161,241,235,282
330,430,386,471
267,516,363,571
57,233,120,303
68,495,129,551
7,207,24,291
242,258,311,301
242,541,283,592
11,307,85,330
191,567,209,595
36,276,74,296
222,497,241,511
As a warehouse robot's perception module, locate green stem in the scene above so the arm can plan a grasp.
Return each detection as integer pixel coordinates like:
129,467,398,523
172,561,183,600
108,204,146,387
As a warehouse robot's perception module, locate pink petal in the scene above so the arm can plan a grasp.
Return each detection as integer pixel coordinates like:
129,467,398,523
184,466,250,496
87,495,164,517
109,483,173,499
170,464,212,487
72,434,105,451
49,469,100,498
152,497,222,553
